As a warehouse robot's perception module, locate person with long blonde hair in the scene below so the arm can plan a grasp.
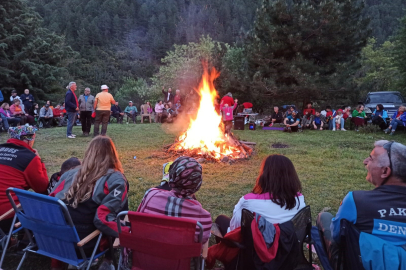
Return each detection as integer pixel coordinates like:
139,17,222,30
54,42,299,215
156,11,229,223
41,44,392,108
50,136,129,270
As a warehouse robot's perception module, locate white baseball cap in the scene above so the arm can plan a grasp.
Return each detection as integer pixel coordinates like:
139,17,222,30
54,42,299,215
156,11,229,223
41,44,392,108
101,85,109,90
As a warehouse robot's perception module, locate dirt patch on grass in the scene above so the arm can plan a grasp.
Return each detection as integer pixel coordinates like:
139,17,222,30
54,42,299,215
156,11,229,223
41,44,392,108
271,143,289,148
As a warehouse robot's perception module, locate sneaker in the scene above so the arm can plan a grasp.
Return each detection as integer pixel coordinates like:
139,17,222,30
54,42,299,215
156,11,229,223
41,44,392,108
268,123,273,127
332,128,336,131
390,131,395,136
71,134,76,137
341,128,347,131
384,128,390,134
67,135,75,139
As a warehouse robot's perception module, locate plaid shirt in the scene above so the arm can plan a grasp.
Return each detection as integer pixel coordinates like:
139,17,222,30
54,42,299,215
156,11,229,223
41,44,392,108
137,188,212,243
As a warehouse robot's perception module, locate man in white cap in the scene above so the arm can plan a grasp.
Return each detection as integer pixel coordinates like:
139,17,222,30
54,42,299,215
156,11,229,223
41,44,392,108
93,85,115,136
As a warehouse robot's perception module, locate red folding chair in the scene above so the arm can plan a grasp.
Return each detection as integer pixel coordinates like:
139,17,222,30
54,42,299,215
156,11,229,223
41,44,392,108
116,211,205,270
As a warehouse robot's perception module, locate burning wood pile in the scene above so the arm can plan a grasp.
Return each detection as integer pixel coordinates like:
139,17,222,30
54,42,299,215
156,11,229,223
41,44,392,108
165,65,254,162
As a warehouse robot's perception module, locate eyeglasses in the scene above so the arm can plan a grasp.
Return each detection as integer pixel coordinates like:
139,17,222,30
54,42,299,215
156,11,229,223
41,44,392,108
383,141,395,172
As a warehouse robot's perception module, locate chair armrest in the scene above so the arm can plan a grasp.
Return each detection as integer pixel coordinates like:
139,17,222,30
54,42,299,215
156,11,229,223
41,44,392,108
202,241,208,259
77,230,101,247
0,203,21,221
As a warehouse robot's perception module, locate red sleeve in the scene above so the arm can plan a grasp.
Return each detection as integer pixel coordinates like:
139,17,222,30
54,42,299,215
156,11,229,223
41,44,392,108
24,156,49,194
10,105,15,115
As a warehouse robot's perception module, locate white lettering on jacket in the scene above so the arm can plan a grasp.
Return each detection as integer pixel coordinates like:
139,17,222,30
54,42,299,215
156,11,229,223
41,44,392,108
378,223,406,235
377,208,406,218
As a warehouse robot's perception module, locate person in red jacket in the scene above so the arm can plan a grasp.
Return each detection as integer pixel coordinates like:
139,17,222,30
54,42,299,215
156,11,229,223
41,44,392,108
0,125,49,232
220,92,235,107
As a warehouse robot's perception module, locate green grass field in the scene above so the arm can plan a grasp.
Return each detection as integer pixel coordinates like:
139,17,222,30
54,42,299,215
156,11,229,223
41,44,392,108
1,122,405,269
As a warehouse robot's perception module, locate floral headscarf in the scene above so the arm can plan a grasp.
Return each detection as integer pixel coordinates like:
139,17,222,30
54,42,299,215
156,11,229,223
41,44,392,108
8,125,37,141
169,156,202,197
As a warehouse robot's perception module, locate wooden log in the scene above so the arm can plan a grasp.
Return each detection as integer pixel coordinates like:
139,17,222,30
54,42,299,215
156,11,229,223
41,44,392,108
240,141,256,145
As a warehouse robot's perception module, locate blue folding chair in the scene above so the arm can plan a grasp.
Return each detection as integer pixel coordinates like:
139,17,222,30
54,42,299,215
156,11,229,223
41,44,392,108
6,188,108,270
0,204,23,269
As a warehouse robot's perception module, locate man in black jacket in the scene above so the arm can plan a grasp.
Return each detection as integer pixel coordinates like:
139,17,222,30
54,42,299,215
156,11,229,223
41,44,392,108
110,102,124,124
20,89,35,112
162,86,174,104
64,82,79,139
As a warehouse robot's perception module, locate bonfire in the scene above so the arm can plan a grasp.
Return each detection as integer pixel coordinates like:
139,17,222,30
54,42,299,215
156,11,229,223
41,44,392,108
167,64,253,162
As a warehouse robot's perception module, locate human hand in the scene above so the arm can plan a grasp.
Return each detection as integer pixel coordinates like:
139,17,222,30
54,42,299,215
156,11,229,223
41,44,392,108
313,125,317,129
76,107,79,111
25,114,28,116
234,99,238,103
320,127,323,130
379,115,382,118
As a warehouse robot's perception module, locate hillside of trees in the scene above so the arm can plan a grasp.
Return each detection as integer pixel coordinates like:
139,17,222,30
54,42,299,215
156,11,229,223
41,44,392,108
1,0,405,108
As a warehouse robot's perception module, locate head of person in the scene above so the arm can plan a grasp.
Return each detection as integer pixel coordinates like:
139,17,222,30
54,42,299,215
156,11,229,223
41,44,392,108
45,104,50,110
165,104,170,109
8,125,37,148
24,89,29,95
290,106,295,112
64,136,123,208
62,102,65,107
56,104,61,109
146,101,151,106
67,82,76,91
326,105,332,112
34,103,38,109
60,157,81,175
168,156,203,198
176,89,180,95
11,89,17,97
364,141,406,187
84,87,90,95
1,103,9,110
224,102,229,107
398,105,406,112
274,106,279,112
376,104,384,111
346,106,351,111
253,155,302,210
226,92,233,98
306,102,312,108
14,99,20,106
292,111,297,118
101,85,109,92
115,101,119,106
168,102,172,107
168,88,172,93
159,100,163,105
128,101,133,107
315,110,320,117
337,109,343,115
47,100,51,106
356,104,364,111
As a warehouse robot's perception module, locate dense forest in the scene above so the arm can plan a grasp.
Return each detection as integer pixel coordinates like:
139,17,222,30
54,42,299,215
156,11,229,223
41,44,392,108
1,0,406,108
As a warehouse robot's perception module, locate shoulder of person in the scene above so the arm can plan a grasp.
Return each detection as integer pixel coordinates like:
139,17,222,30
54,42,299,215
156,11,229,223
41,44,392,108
103,170,127,186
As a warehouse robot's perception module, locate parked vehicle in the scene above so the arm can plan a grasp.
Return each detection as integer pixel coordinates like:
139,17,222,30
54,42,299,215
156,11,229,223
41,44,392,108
364,91,406,117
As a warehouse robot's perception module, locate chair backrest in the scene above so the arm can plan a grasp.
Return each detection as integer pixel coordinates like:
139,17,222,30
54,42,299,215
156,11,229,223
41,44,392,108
337,219,364,270
237,209,255,270
6,188,82,266
117,211,203,270
140,104,150,115
291,205,312,267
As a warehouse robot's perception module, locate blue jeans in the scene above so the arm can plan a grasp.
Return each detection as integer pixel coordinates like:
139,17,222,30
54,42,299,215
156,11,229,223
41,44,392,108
0,114,9,130
390,119,404,131
328,118,344,130
66,111,76,136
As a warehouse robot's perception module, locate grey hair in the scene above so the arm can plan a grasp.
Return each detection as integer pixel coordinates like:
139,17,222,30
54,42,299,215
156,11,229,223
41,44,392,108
84,87,90,91
176,89,180,93
375,140,406,181
66,81,76,90
226,92,233,97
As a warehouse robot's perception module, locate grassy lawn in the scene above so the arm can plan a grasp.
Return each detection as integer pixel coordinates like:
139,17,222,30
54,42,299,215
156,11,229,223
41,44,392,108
1,122,405,269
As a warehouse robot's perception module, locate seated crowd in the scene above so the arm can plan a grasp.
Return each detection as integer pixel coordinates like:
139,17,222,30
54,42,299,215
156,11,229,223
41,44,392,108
0,124,405,269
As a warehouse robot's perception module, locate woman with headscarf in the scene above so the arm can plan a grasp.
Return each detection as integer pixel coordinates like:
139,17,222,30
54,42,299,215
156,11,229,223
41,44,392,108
137,156,212,243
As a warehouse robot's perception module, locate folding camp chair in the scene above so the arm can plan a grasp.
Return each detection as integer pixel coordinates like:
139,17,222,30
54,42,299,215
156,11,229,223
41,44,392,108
0,204,23,269
116,211,205,270
6,188,109,270
236,206,313,270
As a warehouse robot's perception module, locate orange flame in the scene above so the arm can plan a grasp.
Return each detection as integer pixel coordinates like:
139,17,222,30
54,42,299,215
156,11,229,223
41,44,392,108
173,64,242,160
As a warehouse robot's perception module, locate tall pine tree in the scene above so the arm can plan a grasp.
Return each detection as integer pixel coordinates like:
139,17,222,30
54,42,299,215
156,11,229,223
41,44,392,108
246,0,370,106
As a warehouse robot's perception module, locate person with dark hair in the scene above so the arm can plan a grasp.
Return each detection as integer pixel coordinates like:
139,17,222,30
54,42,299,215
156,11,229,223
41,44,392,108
284,111,301,132
0,103,20,130
214,155,305,237
311,110,327,130
371,104,388,130
39,104,53,128
9,89,20,104
47,157,81,194
137,156,212,244
110,101,124,124
317,141,406,269
302,102,315,129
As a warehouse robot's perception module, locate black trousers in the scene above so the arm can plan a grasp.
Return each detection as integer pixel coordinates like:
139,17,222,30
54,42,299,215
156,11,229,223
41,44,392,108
316,212,339,269
111,113,123,123
80,111,92,133
40,117,52,128
94,110,110,136
372,116,387,130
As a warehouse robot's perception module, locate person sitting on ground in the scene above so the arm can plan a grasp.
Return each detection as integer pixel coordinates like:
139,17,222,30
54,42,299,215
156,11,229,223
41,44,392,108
343,106,352,120
9,89,20,104
221,98,238,135
175,99,182,113
39,104,54,128
53,104,65,127
137,156,212,244
384,105,406,136
213,154,305,252
317,140,406,269
311,110,326,130
111,101,124,124
352,104,366,131
0,103,20,130
155,100,165,123
302,102,315,129
29,103,39,121
124,101,138,124
324,106,336,131
163,103,175,123
371,104,388,130
45,100,54,110
10,99,34,125
50,136,129,270
284,111,301,132
334,109,346,131
0,126,49,233
47,157,81,194
264,106,284,127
